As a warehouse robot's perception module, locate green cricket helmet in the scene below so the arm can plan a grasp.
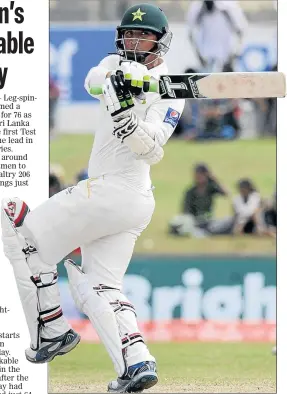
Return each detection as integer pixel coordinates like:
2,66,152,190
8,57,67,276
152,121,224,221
115,3,172,65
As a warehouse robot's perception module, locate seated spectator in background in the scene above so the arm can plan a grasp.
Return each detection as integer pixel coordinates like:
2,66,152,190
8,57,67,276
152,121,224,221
198,99,239,140
178,68,239,140
50,163,66,185
262,188,276,238
49,173,63,197
232,179,263,235
49,163,67,197
169,163,233,237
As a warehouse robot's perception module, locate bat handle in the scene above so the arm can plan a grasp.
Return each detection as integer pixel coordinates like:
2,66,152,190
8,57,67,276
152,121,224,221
89,81,159,96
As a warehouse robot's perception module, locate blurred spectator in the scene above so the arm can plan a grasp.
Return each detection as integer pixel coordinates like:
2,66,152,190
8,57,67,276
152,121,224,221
187,0,248,73
262,188,276,238
245,0,277,137
169,163,233,237
117,0,131,19
198,99,240,139
252,95,277,137
272,0,277,71
50,163,66,185
262,0,277,138
49,162,67,197
264,96,277,136
185,1,247,139
49,173,63,197
49,77,60,137
232,179,263,235
178,69,240,140
76,168,89,183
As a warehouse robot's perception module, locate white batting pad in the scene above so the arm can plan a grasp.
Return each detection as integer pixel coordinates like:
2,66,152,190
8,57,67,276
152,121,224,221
65,259,126,376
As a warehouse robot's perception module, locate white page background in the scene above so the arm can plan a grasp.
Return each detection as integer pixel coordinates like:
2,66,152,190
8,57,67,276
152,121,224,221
0,0,49,393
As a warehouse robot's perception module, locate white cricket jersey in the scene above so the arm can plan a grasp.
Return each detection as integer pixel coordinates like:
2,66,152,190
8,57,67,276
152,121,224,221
84,55,185,192
187,0,248,67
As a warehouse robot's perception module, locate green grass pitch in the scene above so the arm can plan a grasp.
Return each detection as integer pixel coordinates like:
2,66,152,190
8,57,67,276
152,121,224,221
49,342,276,393
50,135,276,255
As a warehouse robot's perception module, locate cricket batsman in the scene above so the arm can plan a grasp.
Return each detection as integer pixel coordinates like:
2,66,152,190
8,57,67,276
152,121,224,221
1,3,185,392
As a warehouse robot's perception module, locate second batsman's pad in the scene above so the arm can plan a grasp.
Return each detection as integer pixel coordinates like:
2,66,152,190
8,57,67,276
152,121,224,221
1,199,70,351
65,259,155,377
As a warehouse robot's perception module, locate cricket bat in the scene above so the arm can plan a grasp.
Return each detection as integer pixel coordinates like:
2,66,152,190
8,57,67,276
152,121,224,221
89,71,286,99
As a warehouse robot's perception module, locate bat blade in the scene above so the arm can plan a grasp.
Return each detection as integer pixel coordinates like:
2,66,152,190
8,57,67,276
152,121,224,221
89,72,286,99
155,72,286,99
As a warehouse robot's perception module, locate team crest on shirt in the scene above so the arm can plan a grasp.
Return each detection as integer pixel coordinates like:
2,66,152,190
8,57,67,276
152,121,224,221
163,107,180,128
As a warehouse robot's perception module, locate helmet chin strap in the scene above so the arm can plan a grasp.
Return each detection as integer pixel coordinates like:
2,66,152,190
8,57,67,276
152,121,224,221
126,52,147,63
125,51,161,68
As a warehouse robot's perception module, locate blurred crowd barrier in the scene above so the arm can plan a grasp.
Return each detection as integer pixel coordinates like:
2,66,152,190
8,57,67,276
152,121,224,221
57,253,276,342
50,0,277,22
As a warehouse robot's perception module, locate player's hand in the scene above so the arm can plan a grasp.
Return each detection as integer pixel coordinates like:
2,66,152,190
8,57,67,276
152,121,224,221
102,71,135,118
119,61,150,97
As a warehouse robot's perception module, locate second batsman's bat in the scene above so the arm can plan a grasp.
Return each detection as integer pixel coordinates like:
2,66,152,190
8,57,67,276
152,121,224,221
89,71,286,99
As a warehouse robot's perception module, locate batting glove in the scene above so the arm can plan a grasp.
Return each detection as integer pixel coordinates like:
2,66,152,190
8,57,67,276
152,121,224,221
119,61,150,98
102,71,135,118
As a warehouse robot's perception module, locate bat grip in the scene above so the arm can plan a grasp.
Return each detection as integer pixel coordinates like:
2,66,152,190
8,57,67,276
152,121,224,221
89,81,159,96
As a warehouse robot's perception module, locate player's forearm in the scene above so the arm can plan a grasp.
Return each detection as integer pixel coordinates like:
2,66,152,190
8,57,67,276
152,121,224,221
118,115,170,150
126,117,174,165
115,116,164,165
140,119,172,147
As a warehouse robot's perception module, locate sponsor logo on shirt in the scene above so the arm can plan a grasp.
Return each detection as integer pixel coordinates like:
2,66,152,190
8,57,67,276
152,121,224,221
163,107,180,128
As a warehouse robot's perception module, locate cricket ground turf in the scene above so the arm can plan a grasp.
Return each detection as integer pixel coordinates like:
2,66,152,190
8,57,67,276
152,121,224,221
49,342,276,393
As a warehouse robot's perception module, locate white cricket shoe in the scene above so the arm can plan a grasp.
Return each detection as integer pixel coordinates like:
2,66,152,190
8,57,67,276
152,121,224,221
25,329,81,363
108,361,158,393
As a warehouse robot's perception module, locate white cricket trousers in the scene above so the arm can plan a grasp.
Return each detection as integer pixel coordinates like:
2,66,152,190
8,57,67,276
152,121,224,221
20,177,155,289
